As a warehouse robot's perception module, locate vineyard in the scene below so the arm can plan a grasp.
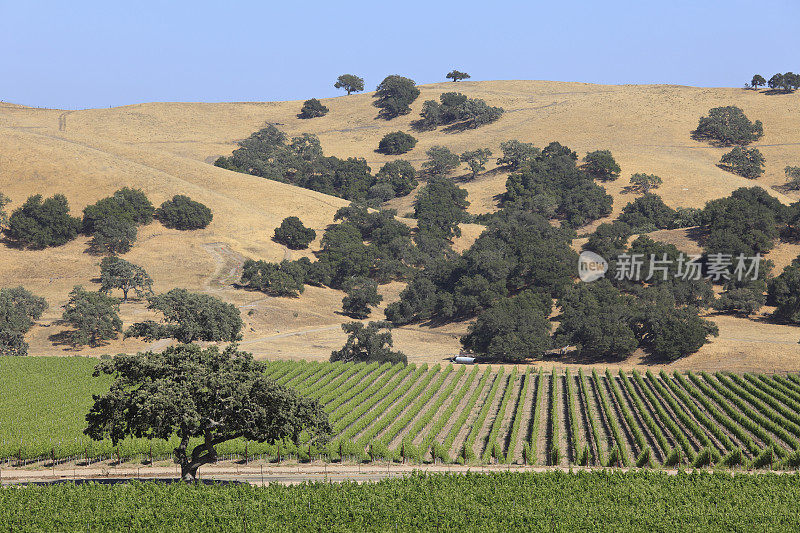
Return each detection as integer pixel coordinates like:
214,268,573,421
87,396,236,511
3,357,800,469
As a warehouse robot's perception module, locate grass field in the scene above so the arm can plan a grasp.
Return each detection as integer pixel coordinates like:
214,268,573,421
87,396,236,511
2,471,800,531
2,82,800,370
3,357,800,469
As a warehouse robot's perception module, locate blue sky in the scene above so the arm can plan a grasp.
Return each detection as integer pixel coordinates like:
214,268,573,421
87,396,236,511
2,0,798,109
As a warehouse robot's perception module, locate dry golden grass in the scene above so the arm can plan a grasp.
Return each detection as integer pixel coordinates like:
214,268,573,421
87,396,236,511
1,81,800,371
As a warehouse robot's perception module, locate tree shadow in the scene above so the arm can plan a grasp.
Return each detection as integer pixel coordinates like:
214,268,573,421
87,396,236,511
760,89,796,96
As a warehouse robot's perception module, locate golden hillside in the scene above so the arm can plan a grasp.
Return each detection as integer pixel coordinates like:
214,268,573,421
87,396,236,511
1,80,799,371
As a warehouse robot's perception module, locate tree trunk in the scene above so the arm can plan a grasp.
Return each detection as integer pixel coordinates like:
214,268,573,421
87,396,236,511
174,432,221,483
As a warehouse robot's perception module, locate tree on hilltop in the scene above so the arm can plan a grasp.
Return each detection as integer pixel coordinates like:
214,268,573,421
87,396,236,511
373,75,420,119
85,344,331,482
334,74,364,95
446,70,471,82
751,74,766,90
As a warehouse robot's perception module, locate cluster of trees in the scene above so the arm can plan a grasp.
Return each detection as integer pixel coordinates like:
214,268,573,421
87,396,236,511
693,106,763,146
240,258,311,297
750,73,800,93
215,125,416,203
417,92,503,130
502,141,613,228
82,188,155,254
0,286,47,356
617,193,700,232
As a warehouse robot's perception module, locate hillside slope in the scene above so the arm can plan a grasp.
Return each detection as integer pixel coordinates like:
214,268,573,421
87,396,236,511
1,81,799,371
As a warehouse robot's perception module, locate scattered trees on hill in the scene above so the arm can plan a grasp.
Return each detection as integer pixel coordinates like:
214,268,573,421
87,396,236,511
496,140,539,170
719,146,765,179
628,173,662,194
215,125,378,201
582,150,621,181
418,92,503,130
750,74,766,90
374,160,418,198
618,194,677,232
155,195,213,230
274,216,316,250
460,149,492,180
377,131,417,155
373,75,420,119
299,98,329,119
503,142,612,228
6,194,81,249
99,257,153,302
0,286,47,356
342,277,382,319
85,344,331,482
61,286,122,347
334,74,364,95
422,146,461,177
461,290,552,362
413,177,469,240
330,321,407,365
768,72,800,93
125,289,242,343
446,70,470,82
693,106,763,145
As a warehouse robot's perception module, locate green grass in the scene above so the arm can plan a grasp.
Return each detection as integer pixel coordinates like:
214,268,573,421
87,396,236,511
2,471,800,531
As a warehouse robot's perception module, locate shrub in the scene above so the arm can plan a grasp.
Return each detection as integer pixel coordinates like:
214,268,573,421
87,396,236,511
375,160,418,197
719,146,765,179
155,195,213,230
373,75,420,119
377,131,417,155
6,194,81,249
298,98,329,119
61,286,122,347
583,150,621,181
694,106,763,145
273,216,316,250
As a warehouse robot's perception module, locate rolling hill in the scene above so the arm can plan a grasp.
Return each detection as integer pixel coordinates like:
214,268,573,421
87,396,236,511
1,80,799,371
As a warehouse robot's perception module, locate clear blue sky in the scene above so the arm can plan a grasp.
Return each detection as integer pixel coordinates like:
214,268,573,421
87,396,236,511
2,0,798,109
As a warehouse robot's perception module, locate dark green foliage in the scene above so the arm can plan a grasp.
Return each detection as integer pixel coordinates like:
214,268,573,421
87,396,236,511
82,187,154,234
719,146,765,179
330,321,407,364
126,288,242,343
713,285,765,316
673,207,703,228
61,286,122,347
0,286,47,356
446,70,470,82
751,74,766,89
99,257,153,302
768,260,800,324
503,142,612,228
89,217,137,254
554,280,639,359
313,222,376,288
694,106,763,145
342,277,382,319
334,74,364,95
6,194,81,249
85,344,331,481
584,221,633,260
768,72,800,93
700,187,784,256
496,140,539,170
299,98,329,119
155,195,213,230
0,192,10,229
628,173,662,194
460,290,552,362
784,166,800,190
413,177,469,239
618,194,677,232
583,150,621,181
273,216,316,250
214,125,377,201
375,160,418,197
418,92,503,130
240,258,310,297
460,148,492,180
422,145,461,177
373,75,420,119
377,131,417,155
